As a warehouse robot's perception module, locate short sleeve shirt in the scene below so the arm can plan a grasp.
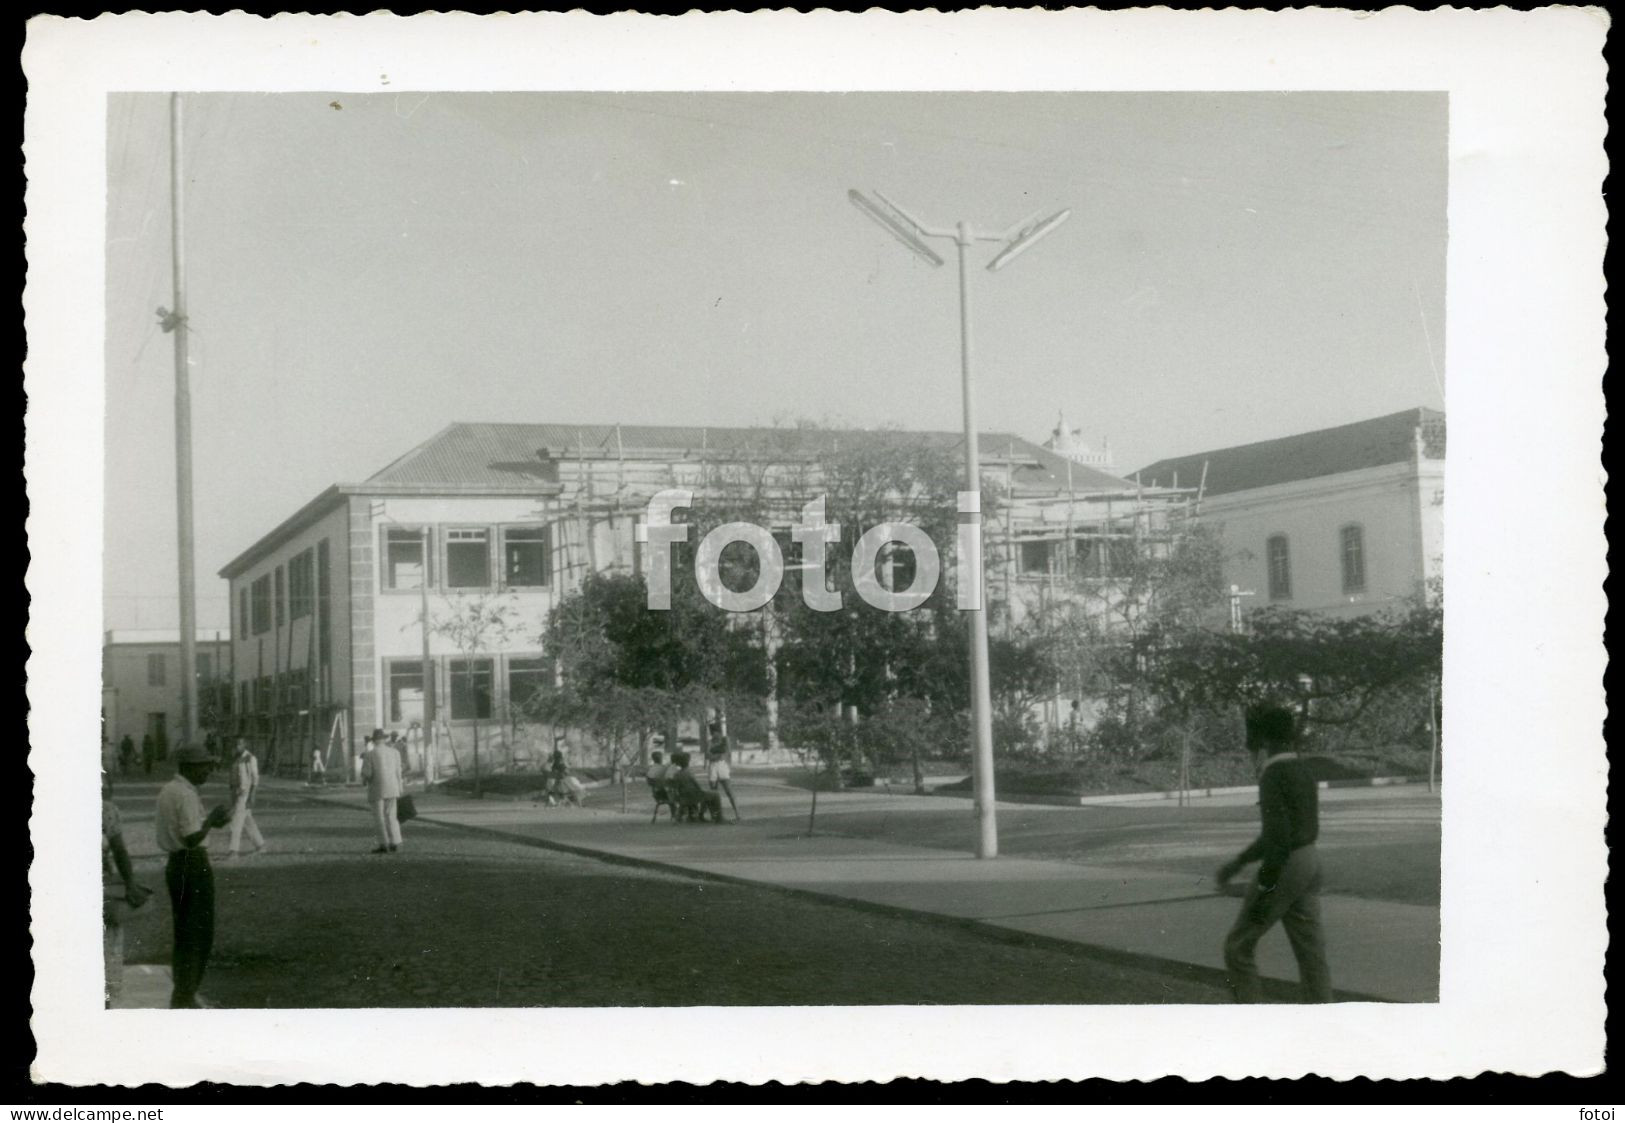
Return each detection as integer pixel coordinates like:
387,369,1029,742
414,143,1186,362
155,774,206,853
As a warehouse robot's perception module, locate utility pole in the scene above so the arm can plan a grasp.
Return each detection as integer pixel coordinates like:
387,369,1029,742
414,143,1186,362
167,92,199,748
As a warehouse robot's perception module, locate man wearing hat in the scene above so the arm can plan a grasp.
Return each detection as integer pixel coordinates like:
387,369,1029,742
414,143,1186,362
1215,703,1334,1003
154,744,232,1008
361,728,404,854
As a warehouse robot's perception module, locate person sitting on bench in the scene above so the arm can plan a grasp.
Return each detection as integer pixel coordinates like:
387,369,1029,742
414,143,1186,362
644,751,678,821
668,752,724,824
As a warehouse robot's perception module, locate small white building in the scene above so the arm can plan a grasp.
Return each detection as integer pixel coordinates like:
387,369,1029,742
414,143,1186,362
1136,408,1444,619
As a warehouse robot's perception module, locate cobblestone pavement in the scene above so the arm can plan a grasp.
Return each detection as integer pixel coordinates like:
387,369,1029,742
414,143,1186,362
107,780,1234,1008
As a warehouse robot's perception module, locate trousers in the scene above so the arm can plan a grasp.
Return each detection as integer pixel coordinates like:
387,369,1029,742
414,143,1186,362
228,794,265,854
1223,844,1333,1003
373,798,402,847
165,848,215,1008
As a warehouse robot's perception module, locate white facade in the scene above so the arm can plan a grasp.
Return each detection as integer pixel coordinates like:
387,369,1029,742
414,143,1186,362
1204,458,1443,618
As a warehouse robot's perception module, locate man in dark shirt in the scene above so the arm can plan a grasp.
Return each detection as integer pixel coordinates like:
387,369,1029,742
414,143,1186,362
1216,703,1333,1003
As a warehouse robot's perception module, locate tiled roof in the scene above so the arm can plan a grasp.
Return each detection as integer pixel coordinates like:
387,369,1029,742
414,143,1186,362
367,422,1135,492
1135,408,1445,498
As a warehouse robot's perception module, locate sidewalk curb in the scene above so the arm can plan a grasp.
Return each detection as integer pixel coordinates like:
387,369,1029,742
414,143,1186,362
294,788,1388,1004
925,775,1432,807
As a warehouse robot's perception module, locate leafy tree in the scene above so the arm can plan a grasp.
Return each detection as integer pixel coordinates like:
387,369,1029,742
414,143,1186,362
426,591,523,797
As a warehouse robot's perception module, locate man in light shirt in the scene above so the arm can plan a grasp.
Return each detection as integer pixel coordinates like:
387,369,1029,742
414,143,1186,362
225,738,267,858
362,728,404,854
155,744,231,1008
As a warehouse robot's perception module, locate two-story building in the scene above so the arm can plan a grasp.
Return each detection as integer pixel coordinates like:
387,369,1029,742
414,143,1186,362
1136,407,1445,620
101,628,232,768
220,421,1189,777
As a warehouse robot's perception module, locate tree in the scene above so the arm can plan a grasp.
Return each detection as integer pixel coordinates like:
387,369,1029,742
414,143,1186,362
535,571,763,784
426,591,523,797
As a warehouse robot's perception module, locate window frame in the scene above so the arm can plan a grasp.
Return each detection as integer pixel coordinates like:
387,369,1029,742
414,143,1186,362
1340,523,1367,595
381,525,435,593
505,653,553,722
289,548,315,620
447,656,496,722
499,525,553,590
250,575,273,635
1266,534,1293,601
384,657,430,726
443,526,494,591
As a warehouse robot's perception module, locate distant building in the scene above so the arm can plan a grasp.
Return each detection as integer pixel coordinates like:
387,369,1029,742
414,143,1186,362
1136,408,1444,619
220,422,1190,774
101,629,232,766
1042,410,1115,475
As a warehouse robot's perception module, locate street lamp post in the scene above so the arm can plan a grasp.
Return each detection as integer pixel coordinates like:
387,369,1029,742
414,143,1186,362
849,190,1070,860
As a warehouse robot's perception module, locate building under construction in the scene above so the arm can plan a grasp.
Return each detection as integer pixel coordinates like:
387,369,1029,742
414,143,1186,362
217,421,1197,779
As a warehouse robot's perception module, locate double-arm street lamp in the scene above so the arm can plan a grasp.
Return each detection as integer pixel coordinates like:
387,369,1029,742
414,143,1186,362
848,189,1070,860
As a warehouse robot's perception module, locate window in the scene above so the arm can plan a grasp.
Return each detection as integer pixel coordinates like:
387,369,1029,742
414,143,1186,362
1019,541,1053,575
386,660,427,724
250,575,272,634
1340,524,1367,594
384,527,432,591
289,549,315,619
274,566,286,627
448,657,494,720
146,653,167,686
507,656,552,719
501,526,552,588
1267,535,1292,600
238,588,249,635
316,539,332,664
195,653,212,680
446,528,491,589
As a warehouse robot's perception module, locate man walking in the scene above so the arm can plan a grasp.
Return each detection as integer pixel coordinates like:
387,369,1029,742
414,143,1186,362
155,745,231,1008
1216,703,1334,1003
225,738,267,858
362,728,403,854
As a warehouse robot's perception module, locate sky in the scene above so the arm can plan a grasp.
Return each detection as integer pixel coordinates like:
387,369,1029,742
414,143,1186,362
103,91,1446,632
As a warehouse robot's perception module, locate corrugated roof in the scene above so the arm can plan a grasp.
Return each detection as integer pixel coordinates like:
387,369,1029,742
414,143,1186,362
1135,408,1445,497
366,421,1136,491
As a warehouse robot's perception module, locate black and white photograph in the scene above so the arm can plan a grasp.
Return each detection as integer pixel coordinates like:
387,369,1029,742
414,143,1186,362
23,8,1607,1089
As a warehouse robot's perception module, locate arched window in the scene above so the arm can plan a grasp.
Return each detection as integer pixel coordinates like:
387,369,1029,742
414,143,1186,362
1340,524,1367,594
1266,534,1292,601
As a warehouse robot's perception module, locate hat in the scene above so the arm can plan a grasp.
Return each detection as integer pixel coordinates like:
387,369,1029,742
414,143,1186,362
174,744,215,766
369,728,386,742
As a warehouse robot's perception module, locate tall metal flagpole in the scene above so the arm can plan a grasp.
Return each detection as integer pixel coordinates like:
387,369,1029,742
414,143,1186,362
956,222,999,859
169,92,200,748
